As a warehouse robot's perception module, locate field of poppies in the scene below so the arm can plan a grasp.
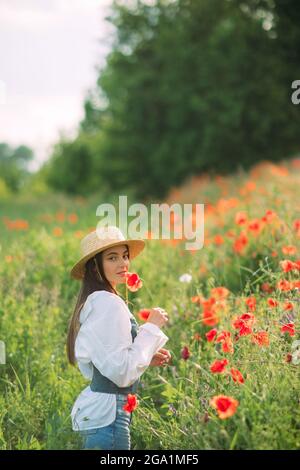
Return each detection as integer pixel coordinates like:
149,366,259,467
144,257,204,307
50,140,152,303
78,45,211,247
0,157,299,450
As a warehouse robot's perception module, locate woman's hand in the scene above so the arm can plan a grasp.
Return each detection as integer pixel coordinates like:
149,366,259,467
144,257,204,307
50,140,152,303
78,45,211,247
146,307,169,329
149,348,172,367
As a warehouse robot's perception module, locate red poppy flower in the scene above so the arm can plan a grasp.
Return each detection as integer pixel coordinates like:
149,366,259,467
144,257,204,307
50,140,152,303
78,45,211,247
210,358,228,373
222,338,234,354
210,395,239,419
239,324,253,336
267,298,279,308
280,260,298,273
210,287,230,299
293,219,300,233
277,280,293,291
251,331,269,347
283,301,294,311
263,210,277,223
233,231,248,254
191,295,205,305
215,331,234,353
280,323,295,337
294,260,300,270
123,394,138,413
216,331,231,343
214,235,224,245
206,329,217,342
245,297,256,311
137,309,151,321
282,245,297,256
248,219,263,234
202,309,219,326
261,282,274,294
232,313,256,336
125,272,143,292
230,368,245,384
235,211,247,226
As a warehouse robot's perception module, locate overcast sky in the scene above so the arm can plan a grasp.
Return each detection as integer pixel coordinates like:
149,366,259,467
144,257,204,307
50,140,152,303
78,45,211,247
0,0,115,172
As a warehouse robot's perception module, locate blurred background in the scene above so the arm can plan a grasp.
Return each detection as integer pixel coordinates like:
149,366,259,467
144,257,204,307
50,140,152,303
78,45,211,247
1,0,299,204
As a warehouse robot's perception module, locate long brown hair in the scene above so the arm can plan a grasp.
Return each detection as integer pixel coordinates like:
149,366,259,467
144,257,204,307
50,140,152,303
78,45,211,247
66,244,129,366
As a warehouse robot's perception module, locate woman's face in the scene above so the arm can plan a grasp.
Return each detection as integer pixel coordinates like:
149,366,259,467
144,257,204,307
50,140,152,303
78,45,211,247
102,244,130,287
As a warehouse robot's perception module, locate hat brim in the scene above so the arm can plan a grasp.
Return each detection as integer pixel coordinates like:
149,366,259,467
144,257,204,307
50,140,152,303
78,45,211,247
70,239,146,280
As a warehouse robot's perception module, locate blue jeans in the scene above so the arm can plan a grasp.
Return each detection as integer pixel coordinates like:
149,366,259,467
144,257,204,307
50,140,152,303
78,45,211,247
79,394,133,450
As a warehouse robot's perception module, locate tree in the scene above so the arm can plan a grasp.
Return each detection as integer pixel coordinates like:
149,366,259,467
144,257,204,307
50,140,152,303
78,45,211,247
0,143,33,192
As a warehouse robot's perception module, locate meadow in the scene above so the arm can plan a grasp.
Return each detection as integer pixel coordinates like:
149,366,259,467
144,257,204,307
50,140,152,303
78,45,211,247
0,158,299,450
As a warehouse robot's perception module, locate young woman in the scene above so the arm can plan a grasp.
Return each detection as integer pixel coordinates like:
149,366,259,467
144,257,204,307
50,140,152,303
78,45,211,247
66,226,171,450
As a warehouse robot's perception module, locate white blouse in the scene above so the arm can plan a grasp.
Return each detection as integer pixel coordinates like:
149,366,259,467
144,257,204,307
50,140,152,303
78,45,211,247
71,290,169,431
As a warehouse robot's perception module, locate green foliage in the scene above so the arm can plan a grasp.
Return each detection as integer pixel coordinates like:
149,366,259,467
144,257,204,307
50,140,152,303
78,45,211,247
44,0,300,200
0,143,34,193
0,157,299,449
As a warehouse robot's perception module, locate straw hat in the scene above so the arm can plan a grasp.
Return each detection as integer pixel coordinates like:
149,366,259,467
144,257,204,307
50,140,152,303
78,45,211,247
70,225,145,280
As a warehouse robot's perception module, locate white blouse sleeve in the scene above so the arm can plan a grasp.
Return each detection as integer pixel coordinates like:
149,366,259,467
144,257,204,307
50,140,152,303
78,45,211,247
77,294,169,388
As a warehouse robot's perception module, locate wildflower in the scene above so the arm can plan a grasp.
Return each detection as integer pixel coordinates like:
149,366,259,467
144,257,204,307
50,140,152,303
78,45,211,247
235,211,247,226
263,210,277,223
210,358,228,374
232,313,256,337
206,329,217,342
179,273,192,283
261,282,274,294
248,219,263,235
283,301,294,311
267,298,278,308
251,331,269,347
56,211,65,222
181,346,190,360
245,296,256,311
74,230,85,239
233,231,248,254
210,395,239,419
214,235,224,245
123,394,138,413
293,219,300,234
280,260,298,273
191,295,205,305
202,309,219,327
137,309,151,321
168,404,178,416
216,331,234,354
285,353,292,363
53,227,63,236
277,280,293,292
193,332,202,341
282,245,297,256
68,213,78,224
210,287,230,300
280,323,295,337
230,368,245,384
125,272,143,292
